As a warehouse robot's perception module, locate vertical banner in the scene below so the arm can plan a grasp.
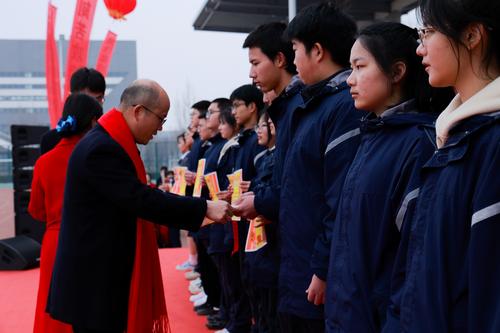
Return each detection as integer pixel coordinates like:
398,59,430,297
95,30,117,77
192,159,206,197
63,0,98,98
45,3,62,128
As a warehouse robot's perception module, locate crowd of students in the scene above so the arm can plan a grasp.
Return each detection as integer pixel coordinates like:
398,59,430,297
27,0,498,332
170,0,499,332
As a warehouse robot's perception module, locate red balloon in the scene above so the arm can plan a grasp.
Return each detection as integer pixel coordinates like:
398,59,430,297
103,0,136,20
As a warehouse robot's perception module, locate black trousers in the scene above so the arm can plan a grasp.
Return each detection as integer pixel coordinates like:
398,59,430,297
73,326,122,333
195,236,221,307
212,251,252,333
248,286,280,333
278,312,325,333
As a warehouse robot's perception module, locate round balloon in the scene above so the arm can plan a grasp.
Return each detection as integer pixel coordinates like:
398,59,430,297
103,0,136,20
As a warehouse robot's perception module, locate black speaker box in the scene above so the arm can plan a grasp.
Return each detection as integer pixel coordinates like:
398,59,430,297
10,125,49,147
15,213,45,244
12,146,40,168
14,190,31,214
0,235,41,270
13,168,34,192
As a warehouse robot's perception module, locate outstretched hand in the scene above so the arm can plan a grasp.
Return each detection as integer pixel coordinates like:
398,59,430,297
205,200,232,223
231,193,258,219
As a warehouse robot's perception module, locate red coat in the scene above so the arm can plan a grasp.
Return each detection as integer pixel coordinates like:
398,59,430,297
29,136,82,333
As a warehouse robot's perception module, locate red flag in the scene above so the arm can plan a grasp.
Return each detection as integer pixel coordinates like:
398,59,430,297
45,3,62,129
95,31,117,77
63,0,98,99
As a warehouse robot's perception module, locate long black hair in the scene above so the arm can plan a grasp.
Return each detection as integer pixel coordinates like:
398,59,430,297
358,22,454,112
57,93,103,137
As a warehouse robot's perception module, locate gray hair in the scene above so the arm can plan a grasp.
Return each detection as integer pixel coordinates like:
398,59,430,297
119,81,160,109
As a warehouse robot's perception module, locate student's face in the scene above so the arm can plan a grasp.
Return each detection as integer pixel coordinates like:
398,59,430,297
184,130,194,147
347,40,393,114
177,137,187,153
218,121,236,140
81,88,105,105
256,118,269,146
198,118,211,140
416,28,460,87
292,40,316,85
248,47,281,93
190,108,201,130
206,103,221,132
231,99,253,127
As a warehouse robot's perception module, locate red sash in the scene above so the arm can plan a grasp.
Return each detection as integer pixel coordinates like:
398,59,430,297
99,109,170,333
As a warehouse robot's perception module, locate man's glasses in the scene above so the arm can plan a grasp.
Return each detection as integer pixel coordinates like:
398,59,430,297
133,104,166,125
206,109,221,118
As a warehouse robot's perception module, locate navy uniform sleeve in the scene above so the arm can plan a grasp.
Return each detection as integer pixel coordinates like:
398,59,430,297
254,179,280,222
468,140,500,333
84,141,207,232
310,99,363,280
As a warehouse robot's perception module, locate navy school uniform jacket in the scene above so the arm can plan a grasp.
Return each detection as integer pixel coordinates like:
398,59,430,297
246,147,281,288
196,133,226,241
254,76,304,222
47,125,207,331
206,137,239,255
383,111,500,333
325,100,437,332
278,70,365,319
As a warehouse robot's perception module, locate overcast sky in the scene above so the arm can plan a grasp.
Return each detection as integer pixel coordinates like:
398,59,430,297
0,1,419,131
0,0,251,130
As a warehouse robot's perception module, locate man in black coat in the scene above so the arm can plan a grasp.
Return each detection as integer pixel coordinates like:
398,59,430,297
47,79,231,333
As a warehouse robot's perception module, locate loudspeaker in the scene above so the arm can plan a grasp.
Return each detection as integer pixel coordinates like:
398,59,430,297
0,235,41,270
10,125,48,147
13,168,33,192
14,190,31,214
12,146,40,168
15,213,45,244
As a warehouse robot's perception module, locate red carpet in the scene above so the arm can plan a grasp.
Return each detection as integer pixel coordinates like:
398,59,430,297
0,248,211,333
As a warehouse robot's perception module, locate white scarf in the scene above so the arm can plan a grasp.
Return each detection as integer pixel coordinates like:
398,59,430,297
436,77,500,148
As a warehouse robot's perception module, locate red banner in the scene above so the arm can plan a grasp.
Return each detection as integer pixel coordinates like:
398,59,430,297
95,30,117,77
45,3,62,128
63,0,98,99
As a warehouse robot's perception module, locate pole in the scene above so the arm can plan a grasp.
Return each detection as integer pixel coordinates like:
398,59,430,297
288,0,296,21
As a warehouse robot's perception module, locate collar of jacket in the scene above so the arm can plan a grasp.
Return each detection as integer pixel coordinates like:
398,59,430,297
208,133,224,145
424,110,500,168
300,69,351,103
360,99,436,132
236,128,255,144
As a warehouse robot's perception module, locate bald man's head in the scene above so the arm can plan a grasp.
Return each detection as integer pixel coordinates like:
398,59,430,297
119,79,171,144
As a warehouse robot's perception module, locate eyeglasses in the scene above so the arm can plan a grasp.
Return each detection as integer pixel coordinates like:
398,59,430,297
255,123,268,131
133,104,166,125
206,109,220,118
416,27,436,46
232,101,246,109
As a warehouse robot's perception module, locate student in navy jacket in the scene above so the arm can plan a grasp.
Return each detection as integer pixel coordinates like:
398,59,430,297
234,22,302,224
192,103,227,317
324,22,453,333
383,1,500,332
47,80,231,333
278,3,365,331
245,110,280,333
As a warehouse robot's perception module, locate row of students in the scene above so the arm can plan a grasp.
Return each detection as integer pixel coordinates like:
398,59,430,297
232,0,499,332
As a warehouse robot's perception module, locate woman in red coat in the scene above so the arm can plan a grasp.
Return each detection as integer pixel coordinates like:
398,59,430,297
29,93,103,333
